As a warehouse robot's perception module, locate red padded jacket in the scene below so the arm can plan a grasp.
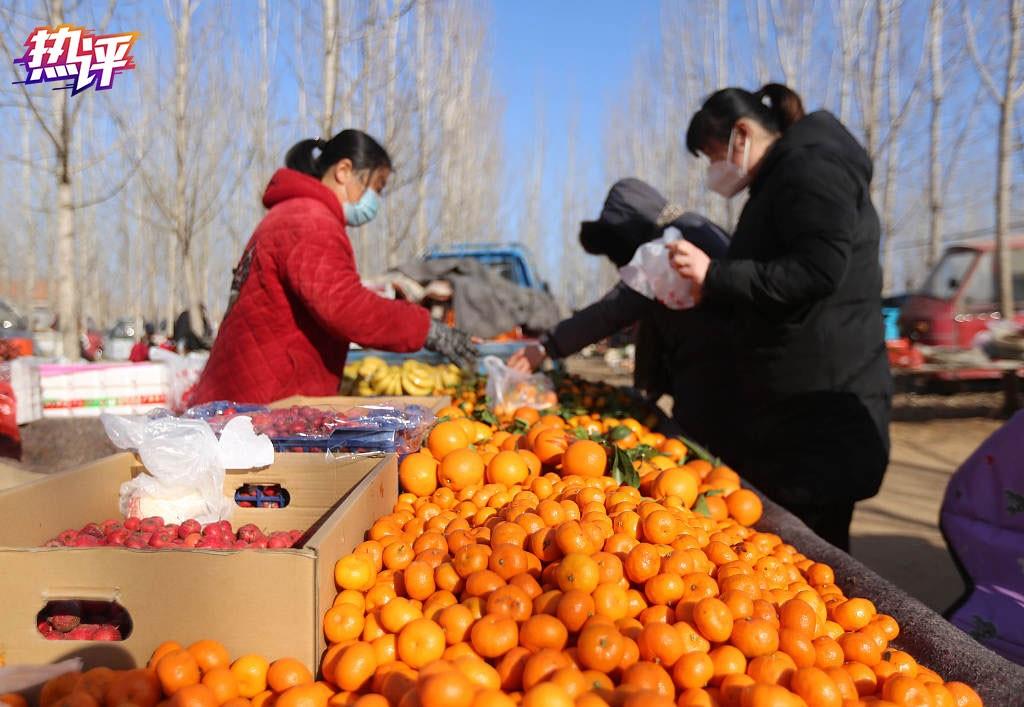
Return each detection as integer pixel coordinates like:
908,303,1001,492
191,168,431,405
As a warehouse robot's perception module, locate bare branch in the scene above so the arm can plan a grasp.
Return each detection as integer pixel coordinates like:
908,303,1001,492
961,1,1001,102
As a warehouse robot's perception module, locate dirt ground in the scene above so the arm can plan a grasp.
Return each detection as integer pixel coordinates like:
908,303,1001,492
850,416,999,612
3,357,1005,613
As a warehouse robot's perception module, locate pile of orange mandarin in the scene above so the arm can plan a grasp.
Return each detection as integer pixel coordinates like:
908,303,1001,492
318,406,983,707
27,403,984,707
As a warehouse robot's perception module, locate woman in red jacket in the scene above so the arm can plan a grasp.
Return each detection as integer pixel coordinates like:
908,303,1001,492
192,130,475,405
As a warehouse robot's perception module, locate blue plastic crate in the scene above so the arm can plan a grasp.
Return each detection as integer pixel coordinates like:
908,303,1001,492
347,340,539,374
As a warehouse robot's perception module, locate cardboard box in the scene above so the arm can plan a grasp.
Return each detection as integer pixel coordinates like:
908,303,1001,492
40,363,171,418
0,452,398,671
270,395,450,414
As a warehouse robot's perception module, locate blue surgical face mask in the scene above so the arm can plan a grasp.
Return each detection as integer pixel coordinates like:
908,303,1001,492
343,187,381,227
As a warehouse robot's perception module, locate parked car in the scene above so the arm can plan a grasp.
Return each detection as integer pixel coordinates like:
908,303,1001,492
0,300,29,336
106,318,139,361
0,300,33,358
899,236,1024,348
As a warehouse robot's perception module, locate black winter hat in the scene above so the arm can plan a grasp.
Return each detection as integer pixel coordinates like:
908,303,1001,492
579,178,679,267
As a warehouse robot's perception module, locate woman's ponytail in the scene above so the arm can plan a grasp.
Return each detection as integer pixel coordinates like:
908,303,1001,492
754,83,805,133
283,130,392,179
686,82,807,156
285,138,322,177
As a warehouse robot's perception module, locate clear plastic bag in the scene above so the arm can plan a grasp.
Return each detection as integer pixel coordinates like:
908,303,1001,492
483,356,557,417
619,234,695,310
184,402,435,455
101,414,233,524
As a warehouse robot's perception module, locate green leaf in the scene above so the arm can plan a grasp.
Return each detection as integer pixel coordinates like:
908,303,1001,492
610,446,640,488
693,494,712,518
572,427,591,440
704,488,725,497
474,408,498,426
628,444,659,462
434,415,452,425
509,418,530,435
676,434,720,466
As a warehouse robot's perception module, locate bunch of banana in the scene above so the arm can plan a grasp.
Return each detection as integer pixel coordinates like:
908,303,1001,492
400,360,440,395
341,357,465,396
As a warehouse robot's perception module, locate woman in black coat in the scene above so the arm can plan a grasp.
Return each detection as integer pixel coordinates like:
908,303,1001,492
669,83,892,551
509,178,737,460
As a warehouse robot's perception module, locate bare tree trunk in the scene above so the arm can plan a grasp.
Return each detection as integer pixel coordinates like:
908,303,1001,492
881,1,903,292
996,0,1023,318
927,0,944,268
865,0,888,160
255,0,270,196
21,104,36,318
172,0,204,338
382,0,399,266
322,0,339,136
44,0,79,359
835,0,865,125
968,0,1024,318
414,0,429,254
294,0,308,127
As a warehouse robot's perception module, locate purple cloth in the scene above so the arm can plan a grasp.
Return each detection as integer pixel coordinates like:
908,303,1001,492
941,410,1024,665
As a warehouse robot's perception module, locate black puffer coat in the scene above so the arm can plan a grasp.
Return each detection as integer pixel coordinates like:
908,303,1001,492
703,111,892,505
543,179,736,459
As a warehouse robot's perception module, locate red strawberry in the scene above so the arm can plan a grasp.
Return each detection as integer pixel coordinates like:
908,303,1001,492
91,625,121,641
80,523,105,538
106,529,130,546
267,532,292,549
139,516,164,533
65,624,99,641
236,524,263,543
48,615,80,633
72,534,101,547
179,519,201,538
100,519,123,534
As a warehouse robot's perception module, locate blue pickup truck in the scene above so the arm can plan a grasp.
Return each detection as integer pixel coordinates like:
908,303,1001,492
349,243,548,371
423,242,549,292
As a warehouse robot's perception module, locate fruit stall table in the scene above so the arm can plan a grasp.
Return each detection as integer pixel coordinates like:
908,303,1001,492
891,360,1024,415
752,487,1024,704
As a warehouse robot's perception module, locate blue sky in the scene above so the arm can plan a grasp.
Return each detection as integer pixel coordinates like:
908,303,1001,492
490,0,661,270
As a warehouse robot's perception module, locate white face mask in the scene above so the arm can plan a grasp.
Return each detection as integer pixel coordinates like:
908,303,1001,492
706,127,751,198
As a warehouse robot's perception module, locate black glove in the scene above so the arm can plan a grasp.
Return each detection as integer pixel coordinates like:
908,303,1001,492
424,320,477,371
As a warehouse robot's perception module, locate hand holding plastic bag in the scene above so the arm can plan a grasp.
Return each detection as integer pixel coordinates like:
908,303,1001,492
619,234,695,310
101,413,233,524
483,356,557,417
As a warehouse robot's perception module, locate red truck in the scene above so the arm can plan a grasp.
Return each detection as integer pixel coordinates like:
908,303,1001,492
899,236,1024,348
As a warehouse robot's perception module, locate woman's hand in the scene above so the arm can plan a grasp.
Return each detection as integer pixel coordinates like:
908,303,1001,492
424,321,477,371
508,344,546,373
667,240,711,286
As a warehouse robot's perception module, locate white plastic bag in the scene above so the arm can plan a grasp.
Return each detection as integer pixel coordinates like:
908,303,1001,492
482,356,557,417
0,658,83,694
619,234,695,310
149,347,208,412
101,414,233,524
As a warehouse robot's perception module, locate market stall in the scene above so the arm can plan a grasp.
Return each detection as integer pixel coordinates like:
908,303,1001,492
0,369,1012,707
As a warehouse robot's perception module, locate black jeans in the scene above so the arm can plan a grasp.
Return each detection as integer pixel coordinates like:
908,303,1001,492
784,500,856,552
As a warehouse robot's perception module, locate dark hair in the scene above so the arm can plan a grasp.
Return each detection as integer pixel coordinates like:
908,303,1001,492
686,83,805,156
285,129,392,179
